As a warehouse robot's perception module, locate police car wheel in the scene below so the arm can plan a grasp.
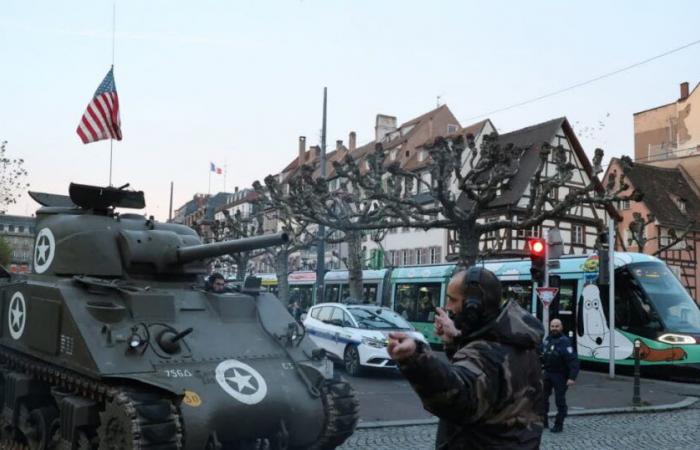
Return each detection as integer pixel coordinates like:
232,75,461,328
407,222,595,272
343,345,363,377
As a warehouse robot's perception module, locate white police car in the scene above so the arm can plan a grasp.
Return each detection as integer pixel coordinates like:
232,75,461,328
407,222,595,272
303,303,428,376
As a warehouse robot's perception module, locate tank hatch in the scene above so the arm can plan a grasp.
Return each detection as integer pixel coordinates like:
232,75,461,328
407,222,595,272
69,183,145,210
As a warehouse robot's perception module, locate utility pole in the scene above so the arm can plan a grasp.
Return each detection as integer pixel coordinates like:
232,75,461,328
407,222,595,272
168,181,173,222
315,87,327,304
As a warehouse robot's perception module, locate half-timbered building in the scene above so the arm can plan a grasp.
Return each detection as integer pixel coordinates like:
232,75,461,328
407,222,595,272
605,159,700,300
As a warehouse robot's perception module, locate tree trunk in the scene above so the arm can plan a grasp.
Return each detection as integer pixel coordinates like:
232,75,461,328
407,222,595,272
458,224,481,267
236,254,249,281
346,231,365,301
275,250,290,304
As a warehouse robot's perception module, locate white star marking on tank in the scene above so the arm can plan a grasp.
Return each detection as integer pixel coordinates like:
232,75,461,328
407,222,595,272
33,228,56,274
215,359,268,405
226,369,255,393
8,292,26,340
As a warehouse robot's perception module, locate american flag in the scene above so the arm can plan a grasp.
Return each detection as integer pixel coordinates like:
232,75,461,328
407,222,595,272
76,67,122,144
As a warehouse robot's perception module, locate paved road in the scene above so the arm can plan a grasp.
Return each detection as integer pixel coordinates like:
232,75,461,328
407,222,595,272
339,401,700,449
343,363,700,423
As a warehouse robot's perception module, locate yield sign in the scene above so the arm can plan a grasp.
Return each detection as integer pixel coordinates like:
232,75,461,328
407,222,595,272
536,287,559,308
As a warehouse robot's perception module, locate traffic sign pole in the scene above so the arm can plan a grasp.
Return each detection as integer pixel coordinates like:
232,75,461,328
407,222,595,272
543,229,550,337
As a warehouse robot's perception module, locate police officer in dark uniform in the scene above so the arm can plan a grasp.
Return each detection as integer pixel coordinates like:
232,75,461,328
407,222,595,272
541,318,579,433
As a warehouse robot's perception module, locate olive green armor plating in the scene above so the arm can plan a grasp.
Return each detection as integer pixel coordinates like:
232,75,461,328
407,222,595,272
0,183,358,450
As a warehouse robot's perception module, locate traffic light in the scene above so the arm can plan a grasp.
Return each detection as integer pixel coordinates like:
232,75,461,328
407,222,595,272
528,238,546,285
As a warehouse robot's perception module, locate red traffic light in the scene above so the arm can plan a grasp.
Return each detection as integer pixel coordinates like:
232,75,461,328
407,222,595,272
528,238,545,256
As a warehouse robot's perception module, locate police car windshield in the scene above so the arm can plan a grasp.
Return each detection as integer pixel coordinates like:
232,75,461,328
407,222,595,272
347,307,412,330
629,262,700,334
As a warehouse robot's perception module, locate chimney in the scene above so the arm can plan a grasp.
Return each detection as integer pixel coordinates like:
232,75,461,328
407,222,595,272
234,186,239,193
336,140,343,151
375,114,398,142
311,145,321,158
349,131,356,151
298,136,306,166
680,82,690,100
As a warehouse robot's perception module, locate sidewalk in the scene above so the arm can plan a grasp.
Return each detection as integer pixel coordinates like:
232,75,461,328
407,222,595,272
356,369,700,429
557,369,699,415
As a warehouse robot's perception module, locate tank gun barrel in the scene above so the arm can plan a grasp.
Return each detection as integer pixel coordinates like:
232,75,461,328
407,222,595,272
176,232,289,264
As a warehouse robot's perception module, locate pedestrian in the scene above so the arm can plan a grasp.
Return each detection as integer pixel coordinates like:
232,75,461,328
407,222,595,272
387,266,544,449
541,318,579,433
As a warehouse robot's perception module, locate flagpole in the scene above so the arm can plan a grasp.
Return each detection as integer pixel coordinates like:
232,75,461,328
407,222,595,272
109,1,116,186
223,160,227,192
208,169,211,195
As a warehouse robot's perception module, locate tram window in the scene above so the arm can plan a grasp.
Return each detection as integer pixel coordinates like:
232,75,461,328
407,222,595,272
502,281,532,313
324,285,340,303
557,283,576,315
394,283,441,322
363,284,378,304
291,286,314,312
613,270,662,332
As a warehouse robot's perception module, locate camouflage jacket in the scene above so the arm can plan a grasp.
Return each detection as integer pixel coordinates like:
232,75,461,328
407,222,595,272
398,300,545,450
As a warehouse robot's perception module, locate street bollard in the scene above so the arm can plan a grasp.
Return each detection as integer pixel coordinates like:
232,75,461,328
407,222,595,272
633,339,642,406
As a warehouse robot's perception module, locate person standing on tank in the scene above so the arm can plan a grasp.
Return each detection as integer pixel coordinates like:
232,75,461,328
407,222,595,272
387,266,545,449
541,318,579,433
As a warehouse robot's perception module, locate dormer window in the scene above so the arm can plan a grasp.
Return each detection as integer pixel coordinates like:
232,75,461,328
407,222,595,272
447,124,458,134
670,194,687,213
419,150,427,162
390,149,398,160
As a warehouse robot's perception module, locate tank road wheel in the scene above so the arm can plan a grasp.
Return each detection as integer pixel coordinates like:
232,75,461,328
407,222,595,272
18,404,60,450
343,345,363,377
298,379,359,450
97,392,182,450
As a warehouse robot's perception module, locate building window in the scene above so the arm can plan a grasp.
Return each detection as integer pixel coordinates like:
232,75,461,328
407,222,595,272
430,246,441,264
415,248,423,265
486,217,498,238
447,124,459,134
621,199,630,210
402,249,413,266
572,225,584,245
8,225,14,232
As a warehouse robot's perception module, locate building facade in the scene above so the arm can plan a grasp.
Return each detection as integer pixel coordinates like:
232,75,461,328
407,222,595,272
0,215,36,273
605,159,700,300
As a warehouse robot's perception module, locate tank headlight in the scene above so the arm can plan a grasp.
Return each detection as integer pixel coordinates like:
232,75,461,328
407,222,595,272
657,333,696,345
361,337,386,348
128,334,143,349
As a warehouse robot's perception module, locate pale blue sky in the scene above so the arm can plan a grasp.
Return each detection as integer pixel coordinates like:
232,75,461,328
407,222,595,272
2,1,700,219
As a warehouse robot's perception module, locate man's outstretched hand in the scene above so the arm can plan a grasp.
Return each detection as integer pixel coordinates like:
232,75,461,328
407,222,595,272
388,332,417,361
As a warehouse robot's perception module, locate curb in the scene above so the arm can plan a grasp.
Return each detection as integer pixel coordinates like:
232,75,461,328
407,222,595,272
356,396,699,429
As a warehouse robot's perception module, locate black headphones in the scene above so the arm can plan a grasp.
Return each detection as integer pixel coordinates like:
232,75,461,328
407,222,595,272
460,267,486,329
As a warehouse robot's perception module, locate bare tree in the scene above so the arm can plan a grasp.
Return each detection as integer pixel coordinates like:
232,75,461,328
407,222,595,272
256,161,389,300
253,205,317,304
207,209,263,281
0,141,29,213
627,211,695,255
261,132,638,273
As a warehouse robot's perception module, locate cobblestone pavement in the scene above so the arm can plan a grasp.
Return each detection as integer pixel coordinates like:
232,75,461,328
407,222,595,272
339,402,700,450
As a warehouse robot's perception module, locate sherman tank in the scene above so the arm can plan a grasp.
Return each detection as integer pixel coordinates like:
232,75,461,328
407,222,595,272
0,183,358,449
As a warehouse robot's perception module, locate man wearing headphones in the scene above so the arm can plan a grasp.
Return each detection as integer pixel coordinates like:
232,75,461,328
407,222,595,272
388,267,545,449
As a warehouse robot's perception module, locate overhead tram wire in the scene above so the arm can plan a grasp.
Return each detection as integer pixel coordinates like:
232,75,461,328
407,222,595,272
466,37,700,121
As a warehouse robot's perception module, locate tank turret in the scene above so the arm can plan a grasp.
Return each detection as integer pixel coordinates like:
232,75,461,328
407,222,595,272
28,183,289,277
0,183,359,449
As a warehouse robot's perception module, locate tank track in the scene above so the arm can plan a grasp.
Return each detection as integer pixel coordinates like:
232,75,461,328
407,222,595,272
0,347,183,450
299,379,359,450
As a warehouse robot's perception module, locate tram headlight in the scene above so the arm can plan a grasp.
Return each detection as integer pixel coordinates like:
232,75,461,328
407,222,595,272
657,333,697,345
